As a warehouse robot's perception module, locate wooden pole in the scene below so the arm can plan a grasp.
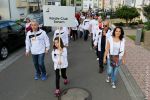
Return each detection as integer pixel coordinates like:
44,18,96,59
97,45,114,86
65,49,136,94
58,27,62,76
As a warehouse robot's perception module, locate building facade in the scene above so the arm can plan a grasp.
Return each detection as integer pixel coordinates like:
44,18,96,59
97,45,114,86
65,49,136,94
0,0,29,20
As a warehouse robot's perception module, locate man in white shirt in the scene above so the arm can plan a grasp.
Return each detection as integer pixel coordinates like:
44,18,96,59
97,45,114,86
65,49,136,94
25,20,50,80
83,15,91,41
71,18,79,41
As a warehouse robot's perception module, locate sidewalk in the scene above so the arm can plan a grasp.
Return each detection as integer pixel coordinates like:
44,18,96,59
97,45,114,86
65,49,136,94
124,29,150,100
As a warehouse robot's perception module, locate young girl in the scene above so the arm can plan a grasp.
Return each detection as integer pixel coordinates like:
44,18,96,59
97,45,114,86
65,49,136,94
103,26,126,89
52,37,68,96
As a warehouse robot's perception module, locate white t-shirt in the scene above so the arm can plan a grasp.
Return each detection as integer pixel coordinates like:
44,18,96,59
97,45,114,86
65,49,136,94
89,19,99,33
113,41,121,55
83,18,90,30
71,19,79,30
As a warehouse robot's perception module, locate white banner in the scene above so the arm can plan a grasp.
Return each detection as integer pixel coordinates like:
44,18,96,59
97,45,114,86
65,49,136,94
43,5,75,27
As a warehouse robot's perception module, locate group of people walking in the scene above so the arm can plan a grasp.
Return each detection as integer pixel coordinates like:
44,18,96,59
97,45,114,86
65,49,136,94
25,11,126,97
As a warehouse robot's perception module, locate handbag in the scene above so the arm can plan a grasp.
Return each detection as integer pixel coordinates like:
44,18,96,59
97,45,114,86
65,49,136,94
109,42,121,68
110,55,119,67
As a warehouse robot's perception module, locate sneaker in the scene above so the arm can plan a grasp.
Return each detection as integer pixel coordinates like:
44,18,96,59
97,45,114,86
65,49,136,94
96,58,99,60
99,67,103,73
41,74,47,81
64,79,69,85
106,76,110,83
112,82,116,89
54,89,60,97
34,73,40,80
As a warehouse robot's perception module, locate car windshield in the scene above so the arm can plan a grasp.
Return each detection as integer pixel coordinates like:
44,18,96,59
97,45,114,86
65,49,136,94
25,13,43,24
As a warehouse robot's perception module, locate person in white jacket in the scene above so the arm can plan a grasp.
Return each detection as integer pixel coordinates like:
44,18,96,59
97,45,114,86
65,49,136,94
103,26,126,89
53,27,69,47
25,20,50,81
94,20,112,73
52,37,68,96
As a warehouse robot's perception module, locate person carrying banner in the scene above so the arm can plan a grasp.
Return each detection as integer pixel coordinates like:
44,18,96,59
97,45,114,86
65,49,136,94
52,37,69,96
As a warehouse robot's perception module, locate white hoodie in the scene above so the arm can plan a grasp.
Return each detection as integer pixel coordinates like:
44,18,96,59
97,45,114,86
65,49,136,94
25,29,50,55
52,48,68,70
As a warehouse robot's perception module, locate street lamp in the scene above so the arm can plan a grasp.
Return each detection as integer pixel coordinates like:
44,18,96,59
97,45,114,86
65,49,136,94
37,0,40,12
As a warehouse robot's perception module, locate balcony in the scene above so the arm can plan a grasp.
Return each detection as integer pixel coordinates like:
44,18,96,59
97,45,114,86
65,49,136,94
28,0,39,3
16,0,28,8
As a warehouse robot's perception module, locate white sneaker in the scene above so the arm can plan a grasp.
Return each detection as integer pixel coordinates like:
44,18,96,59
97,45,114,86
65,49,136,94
96,58,99,60
106,77,110,83
112,82,116,89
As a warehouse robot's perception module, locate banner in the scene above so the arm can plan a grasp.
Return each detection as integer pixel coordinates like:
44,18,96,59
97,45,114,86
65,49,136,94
43,5,75,27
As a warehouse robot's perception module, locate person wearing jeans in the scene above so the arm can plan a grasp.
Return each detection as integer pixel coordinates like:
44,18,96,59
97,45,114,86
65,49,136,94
106,58,122,84
103,26,125,89
32,53,46,78
25,20,50,80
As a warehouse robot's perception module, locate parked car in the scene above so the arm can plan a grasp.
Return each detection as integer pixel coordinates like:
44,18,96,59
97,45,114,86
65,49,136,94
24,12,51,33
0,20,25,59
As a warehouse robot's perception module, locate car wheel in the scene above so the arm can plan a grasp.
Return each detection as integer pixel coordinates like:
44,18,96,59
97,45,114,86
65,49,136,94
0,46,9,60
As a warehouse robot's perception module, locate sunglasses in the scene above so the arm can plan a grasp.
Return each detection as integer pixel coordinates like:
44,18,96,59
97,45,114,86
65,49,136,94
104,25,108,27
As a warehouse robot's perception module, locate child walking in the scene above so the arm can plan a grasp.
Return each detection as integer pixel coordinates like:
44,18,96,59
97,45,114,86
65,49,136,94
52,37,69,96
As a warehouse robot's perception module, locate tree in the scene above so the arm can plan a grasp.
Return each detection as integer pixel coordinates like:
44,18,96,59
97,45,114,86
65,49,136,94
61,0,66,6
143,5,150,30
143,5,150,20
115,6,140,26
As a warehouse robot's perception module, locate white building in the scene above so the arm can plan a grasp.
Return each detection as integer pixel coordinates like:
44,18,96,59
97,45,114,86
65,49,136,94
83,0,94,11
46,0,60,6
0,0,28,20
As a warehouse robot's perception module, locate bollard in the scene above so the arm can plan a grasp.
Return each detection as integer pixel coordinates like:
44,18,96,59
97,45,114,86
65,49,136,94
135,28,142,45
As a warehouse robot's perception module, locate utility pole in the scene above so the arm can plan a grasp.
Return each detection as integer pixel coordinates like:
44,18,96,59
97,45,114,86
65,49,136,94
134,0,136,7
102,0,104,11
8,0,11,19
37,0,40,12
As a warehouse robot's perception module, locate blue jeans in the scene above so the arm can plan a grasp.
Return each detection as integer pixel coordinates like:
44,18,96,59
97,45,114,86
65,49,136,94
107,58,122,83
32,53,46,75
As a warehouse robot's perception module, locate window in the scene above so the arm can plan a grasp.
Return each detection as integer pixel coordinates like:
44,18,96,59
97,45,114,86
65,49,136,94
11,24,21,31
48,2,55,5
0,27,8,33
76,3,81,6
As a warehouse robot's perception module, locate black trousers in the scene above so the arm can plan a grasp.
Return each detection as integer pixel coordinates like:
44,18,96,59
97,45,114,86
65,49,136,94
79,31,83,38
99,50,105,68
84,30,89,41
72,30,78,41
96,46,99,58
55,68,67,89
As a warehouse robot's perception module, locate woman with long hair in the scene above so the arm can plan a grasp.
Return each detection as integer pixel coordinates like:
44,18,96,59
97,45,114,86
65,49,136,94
103,26,126,89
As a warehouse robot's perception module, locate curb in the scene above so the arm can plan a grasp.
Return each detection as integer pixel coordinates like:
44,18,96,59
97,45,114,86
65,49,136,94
119,65,146,100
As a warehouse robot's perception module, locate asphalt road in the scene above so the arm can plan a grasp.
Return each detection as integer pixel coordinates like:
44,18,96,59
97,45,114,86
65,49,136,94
0,34,131,100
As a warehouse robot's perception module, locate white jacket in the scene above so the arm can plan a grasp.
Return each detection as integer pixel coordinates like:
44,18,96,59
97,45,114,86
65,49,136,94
25,29,50,55
94,28,112,51
52,48,68,70
53,27,69,46
108,36,125,59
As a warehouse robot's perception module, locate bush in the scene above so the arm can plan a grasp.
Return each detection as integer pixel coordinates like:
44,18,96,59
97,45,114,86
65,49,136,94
141,29,145,42
129,22,138,26
138,20,143,24
127,35,136,41
114,22,124,26
144,21,150,30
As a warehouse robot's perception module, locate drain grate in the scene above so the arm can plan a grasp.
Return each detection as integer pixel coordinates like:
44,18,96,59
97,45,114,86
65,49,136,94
59,87,92,100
